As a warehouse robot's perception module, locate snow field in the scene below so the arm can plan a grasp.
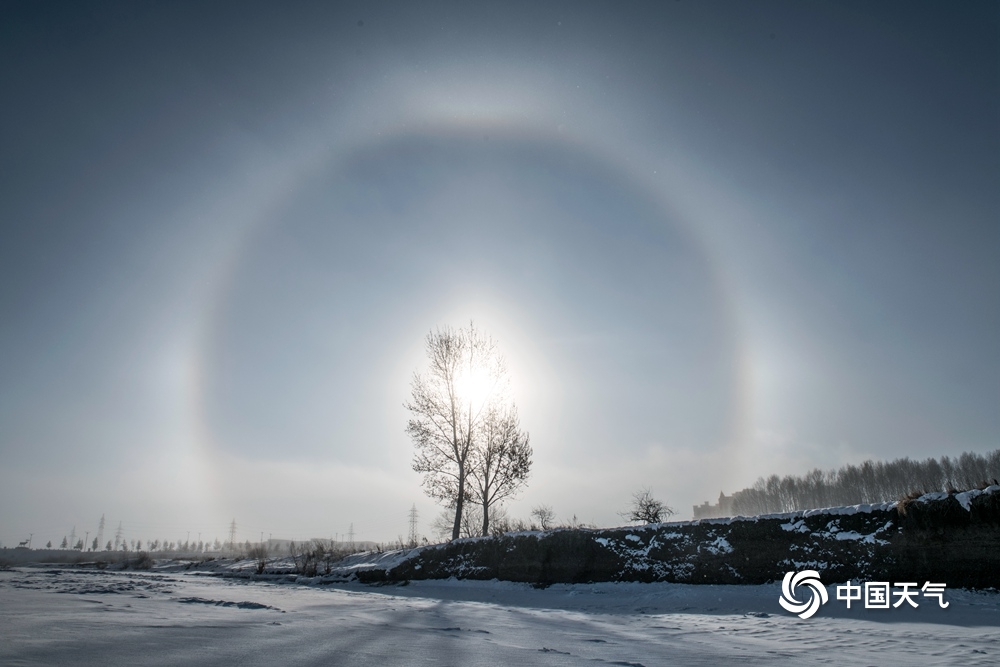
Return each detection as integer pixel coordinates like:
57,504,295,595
2,566,998,666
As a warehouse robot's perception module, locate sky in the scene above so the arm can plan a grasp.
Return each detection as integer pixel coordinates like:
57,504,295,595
1,1,997,548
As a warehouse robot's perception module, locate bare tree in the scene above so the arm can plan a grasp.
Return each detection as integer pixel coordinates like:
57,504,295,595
288,541,315,576
621,487,674,524
531,505,556,530
468,403,532,536
436,503,512,539
406,323,506,540
429,508,458,542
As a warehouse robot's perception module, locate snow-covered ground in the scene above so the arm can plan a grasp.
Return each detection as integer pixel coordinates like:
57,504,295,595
2,566,998,666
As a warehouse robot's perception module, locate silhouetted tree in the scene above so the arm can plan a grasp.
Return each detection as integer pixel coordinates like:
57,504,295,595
468,403,532,536
531,505,556,530
621,487,674,524
407,323,510,540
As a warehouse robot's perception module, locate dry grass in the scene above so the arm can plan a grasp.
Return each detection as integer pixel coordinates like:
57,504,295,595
896,489,927,516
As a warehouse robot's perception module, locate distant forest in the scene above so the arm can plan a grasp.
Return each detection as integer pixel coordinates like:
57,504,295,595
727,449,1000,516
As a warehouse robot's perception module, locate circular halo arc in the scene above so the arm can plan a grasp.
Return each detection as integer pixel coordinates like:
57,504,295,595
188,120,753,501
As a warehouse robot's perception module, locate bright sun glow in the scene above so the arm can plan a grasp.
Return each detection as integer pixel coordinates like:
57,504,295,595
454,365,494,408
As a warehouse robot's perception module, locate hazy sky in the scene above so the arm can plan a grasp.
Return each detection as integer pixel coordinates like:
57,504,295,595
2,1,997,547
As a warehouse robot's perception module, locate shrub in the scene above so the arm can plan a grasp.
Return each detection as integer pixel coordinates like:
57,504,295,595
129,552,154,570
247,544,269,574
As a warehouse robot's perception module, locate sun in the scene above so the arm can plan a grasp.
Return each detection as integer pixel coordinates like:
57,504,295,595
454,363,494,409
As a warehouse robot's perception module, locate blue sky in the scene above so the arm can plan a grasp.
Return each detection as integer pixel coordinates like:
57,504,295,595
1,1,997,547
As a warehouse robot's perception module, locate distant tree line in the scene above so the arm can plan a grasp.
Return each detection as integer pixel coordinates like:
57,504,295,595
51,535,226,553
729,449,1000,516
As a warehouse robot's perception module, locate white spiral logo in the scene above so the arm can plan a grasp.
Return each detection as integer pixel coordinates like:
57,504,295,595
778,570,829,619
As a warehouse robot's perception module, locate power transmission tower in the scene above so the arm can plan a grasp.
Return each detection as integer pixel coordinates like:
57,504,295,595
96,514,105,551
228,519,237,552
114,522,123,551
347,523,354,550
407,504,419,547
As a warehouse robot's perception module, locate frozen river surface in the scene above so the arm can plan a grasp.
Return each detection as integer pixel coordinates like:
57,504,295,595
2,566,999,666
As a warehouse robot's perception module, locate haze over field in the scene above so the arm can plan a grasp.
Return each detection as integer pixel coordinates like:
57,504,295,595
1,1,997,548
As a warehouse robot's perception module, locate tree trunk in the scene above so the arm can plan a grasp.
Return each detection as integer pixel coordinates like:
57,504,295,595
481,462,493,536
452,468,465,540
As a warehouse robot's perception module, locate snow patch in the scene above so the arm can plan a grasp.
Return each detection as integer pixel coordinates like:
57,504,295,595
833,531,865,541
953,486,999,511
704,537,733,555
780,520,809,533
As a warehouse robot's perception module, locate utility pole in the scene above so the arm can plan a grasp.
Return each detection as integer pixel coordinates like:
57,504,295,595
28,533,33,549
84,531,89,551
408,504,419,547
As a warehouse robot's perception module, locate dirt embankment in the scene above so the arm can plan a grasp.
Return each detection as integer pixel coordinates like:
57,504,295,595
357,486,1000,588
